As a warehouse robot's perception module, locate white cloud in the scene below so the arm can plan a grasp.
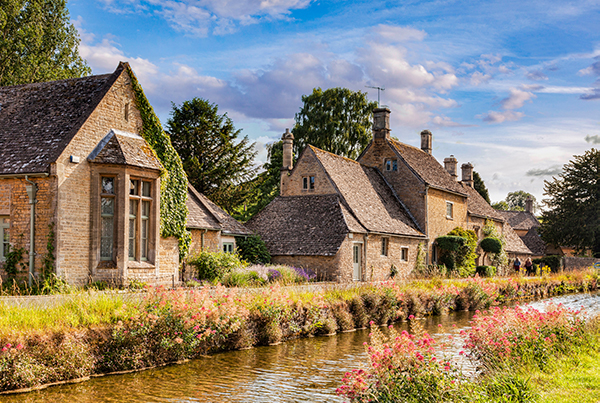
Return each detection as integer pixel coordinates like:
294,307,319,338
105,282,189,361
469,71,491,86
500,88,536,110
374,24,427,42
478,110,525,124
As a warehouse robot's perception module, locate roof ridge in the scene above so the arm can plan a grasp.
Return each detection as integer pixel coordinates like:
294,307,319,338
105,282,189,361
187,184,222,224
309,145,362,165
0,73,114,91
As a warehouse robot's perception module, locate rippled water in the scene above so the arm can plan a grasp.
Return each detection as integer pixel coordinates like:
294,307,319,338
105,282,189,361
3,292,599,403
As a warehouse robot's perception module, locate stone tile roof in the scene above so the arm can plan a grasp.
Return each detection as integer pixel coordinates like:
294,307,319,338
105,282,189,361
88,129,163,171
503,223,532,255
522,227,546,256
460,184,505,221
310,146,424,237
388,139,467,196
246,194,351,256
186,184,251,236
0,67,123,175
497,210,540,231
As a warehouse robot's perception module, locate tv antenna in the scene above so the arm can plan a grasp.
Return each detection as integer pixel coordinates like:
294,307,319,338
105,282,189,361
366,85,385,106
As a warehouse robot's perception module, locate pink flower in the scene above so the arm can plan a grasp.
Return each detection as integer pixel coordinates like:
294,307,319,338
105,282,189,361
15,344,23,350
174,337,183,344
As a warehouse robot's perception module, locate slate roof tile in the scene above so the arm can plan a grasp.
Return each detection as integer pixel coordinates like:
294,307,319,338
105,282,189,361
503,223,533,254
0,67,123,175
89,129,162,171
459,184,506,221
497,210,540,231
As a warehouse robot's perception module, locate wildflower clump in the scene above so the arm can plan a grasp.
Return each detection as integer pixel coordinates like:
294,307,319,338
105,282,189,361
337,322,464,402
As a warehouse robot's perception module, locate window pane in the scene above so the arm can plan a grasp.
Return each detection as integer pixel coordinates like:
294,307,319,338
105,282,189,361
309,176,315,189
2,217,9,225
303,177,308,189
101,217,113,259
130,180,139,195
101,177,114,194
101,197,114,215
142,201,150,217
392,160,397,171
141,219,148,260
142,182,151,197
129,218,136,259
129,199,137,217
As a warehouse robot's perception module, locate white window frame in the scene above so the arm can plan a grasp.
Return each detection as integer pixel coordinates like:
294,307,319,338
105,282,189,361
0,217,9,262
223,242,234,253
446,201,454,219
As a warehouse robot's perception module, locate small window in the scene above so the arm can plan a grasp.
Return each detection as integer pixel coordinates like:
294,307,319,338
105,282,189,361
446,201,454,219
400,247,408,262
100,177,115,261
381,237,389,256
0,217,10,262
385,159,398,172
124,103,130,122
223,242,234,253
303,176,315,191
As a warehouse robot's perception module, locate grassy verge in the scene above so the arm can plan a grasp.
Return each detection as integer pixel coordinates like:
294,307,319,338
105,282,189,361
0,270,599,393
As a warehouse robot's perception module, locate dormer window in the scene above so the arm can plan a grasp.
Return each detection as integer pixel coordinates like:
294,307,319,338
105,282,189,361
385,159,398,172
303,176,315,191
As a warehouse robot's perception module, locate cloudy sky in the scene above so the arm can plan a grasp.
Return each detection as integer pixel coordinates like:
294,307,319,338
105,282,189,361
69,0,600,204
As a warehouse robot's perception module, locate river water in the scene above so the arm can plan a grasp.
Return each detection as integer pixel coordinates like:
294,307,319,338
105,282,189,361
3,291,599,403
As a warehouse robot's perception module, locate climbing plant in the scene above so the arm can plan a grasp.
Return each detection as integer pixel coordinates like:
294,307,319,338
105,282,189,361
41,222,56,281
482,219,508,271
125,64,191,259
447,227,478,276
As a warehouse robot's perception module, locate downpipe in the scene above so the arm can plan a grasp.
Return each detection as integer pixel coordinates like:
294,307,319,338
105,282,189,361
24,176,38,288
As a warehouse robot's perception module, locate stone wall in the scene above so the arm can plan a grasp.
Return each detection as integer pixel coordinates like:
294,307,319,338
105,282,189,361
189,229,220,254
0,177,56,280
271,254,340,281
281,148,336,197
563,256,600,271
364,234,421,281
427,187,468,261
54,69,145,284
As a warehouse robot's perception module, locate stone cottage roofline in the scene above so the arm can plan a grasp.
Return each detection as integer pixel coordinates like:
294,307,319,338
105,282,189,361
88,129,163,171
308,145,425,238
0,63,129,175
497,210,540,231
186,184,251,236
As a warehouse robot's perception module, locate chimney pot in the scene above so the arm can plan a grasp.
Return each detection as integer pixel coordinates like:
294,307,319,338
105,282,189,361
444,155,458,180
420,130,432,154
461,162,474,187
373,107,391,140
281,128,294,171
525,196,534,214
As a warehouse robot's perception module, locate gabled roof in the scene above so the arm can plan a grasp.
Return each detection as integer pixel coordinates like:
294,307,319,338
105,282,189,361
497,210,540,231
310,146,424,237
0,66,124,175
246,194,354,256
459,184,505,222
387,139,467,196
522,227,546,256
186,184,251,236
503,223,533,255
88,129,162,171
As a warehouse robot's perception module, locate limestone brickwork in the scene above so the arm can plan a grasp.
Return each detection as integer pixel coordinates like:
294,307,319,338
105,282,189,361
426,187,468,258
189,229,220,254
281,148,336,197
364,234,421,281
0,177,56,280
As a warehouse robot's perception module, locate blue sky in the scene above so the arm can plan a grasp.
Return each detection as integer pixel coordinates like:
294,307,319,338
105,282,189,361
69,0,600,204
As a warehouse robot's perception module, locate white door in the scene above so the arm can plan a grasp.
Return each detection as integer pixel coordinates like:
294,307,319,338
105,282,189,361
353,244,362,281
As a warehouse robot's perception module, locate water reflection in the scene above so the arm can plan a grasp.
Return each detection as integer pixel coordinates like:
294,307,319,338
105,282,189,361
2,292,598,403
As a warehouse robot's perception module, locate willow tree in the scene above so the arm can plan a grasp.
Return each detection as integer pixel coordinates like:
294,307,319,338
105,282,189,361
293,87,378,159
0,0,90,86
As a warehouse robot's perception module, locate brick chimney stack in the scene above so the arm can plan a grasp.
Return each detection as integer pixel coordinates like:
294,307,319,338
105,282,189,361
420,130,432,154
525,196,534,214
373,107,391,140
444,155,458,180
461,162,474,187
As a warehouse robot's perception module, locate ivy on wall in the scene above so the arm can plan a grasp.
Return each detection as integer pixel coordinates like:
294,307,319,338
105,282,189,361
125,65,191,259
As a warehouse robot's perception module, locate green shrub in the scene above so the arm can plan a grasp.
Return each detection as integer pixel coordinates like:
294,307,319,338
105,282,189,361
448,227,478,270
480,237,502,254
235,235,271,264
532,255,562,272
221,271,266,287
435,235,465,252
476,265,497,277
187,250,246,281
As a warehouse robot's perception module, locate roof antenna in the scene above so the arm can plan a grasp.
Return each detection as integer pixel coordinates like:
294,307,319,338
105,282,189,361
366,85,385,107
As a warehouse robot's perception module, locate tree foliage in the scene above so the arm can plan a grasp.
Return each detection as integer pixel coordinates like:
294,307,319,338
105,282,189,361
473,171,490,204
235,235,271,264
539,149,600,257
480,237,502,254
447,227,478,272
293,87,378,159
506,190,537,212
167,98,257,210
0,0,90,86
231,141,284,221
482,219,508,270
491,201,510,211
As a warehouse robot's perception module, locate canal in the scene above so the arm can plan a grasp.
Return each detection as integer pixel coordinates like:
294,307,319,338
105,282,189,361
3,291,599,403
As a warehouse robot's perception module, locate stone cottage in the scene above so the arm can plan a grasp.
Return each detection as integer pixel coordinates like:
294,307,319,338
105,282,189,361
497,198,546,259
0,63,179,286
186,184,252,254
248,108,531,281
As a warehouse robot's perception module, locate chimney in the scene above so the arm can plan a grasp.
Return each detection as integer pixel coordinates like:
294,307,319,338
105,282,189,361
444,155,458,180
420,130,432,154
461,162,473,187
373,107,391,140
525,196,534,214
281,128,294,171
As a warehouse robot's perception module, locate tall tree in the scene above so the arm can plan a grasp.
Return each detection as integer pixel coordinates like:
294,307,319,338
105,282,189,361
539,149,600,257
473,171,490,204
506,190,538,212
0,0,90,86
491,201,510,211
293,87,378,159
167,98,257,208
